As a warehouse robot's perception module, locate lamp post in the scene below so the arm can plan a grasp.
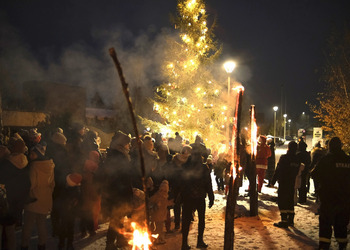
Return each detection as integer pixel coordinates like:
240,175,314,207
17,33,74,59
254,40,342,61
273,106,278,144
283,114,287,140
223,61,236,148
288,119,291,136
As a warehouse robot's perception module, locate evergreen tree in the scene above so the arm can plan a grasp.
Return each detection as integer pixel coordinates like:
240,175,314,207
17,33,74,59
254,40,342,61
142,0,234,146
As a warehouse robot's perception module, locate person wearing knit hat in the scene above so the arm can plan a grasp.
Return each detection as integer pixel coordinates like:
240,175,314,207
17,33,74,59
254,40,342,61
80,150,101,236
8,138,28,154
0,138,30,250
149,180,174,245
110,130,131,150
311,137,350,250
101,130,134,249
21,143,55,250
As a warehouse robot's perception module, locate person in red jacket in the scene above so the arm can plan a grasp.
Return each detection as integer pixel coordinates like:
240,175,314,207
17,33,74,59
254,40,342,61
255,135,271,193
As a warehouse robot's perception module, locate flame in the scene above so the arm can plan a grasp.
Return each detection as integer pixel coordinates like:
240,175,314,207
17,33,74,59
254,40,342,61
233,85,245,93
250,106,258,158
129,222,152,250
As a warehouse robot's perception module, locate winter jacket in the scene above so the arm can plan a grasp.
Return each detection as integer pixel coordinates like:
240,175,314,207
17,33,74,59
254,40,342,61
214,159,227,178
0,154,30,225
311,150,350,207
256,140,271,167
100,149,133,217
180,155,214,203
46,142,71,199
296,150,311,173
25,159,55,214
271,153,302,191
149,181,173,222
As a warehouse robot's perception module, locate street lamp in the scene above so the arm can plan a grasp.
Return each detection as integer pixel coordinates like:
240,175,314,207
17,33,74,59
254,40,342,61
273,106,278,144
223,61,236,148
283,114,287,140
288,119,291,136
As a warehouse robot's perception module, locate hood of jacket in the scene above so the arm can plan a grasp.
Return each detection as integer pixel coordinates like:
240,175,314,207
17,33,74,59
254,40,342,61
8,153,28,169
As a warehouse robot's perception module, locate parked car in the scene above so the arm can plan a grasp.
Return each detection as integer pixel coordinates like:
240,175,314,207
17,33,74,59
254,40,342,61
267,135,285,146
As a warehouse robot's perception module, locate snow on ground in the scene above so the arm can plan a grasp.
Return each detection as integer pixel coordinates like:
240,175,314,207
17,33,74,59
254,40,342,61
22,141,349,249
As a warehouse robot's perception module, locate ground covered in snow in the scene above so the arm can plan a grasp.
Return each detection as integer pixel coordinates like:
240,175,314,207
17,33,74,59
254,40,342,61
21,141,349,249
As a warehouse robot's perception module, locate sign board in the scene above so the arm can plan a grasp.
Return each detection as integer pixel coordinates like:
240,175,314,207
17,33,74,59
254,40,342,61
313,127,322,139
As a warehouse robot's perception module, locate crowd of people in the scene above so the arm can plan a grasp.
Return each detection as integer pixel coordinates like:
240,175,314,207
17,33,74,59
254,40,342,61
0,125,349,250
0,126,216,250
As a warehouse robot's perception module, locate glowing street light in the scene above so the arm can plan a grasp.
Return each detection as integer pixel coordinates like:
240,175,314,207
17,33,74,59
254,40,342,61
283,114,287,140
273,106,278,144
288,119,292,136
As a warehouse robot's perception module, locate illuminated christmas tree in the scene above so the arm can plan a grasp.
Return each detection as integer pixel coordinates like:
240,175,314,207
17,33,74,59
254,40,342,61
142,0,230,146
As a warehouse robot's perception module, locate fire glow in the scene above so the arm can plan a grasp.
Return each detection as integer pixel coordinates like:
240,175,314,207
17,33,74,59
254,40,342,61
129,222,152,250
250,105,258,157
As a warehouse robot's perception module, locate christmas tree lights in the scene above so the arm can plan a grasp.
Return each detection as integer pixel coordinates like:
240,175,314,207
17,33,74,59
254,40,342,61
142,0,228,146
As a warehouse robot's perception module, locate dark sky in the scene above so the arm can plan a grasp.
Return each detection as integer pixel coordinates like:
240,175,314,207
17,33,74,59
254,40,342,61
1,0,350,123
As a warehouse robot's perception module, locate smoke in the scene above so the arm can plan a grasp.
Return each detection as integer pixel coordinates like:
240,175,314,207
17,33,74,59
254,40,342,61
0,15,171,108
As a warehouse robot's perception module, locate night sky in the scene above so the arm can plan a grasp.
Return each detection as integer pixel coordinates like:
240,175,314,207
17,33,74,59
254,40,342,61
1,0,350,124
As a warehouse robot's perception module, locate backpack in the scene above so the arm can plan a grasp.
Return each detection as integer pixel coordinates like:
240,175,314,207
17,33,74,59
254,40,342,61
0,184,9,217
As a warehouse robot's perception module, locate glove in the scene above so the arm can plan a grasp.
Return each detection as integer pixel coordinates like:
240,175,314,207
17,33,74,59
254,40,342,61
209,200,214,208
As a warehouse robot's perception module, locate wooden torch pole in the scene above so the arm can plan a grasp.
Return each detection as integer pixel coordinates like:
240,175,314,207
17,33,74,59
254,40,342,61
109,48,150,229
224,88,244,250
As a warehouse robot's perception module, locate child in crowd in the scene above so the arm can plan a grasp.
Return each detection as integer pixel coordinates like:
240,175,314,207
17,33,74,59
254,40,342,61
149,180,174,245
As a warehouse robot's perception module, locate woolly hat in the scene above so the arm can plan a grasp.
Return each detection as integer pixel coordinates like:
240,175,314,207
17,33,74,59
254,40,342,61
9,139,28,154
329,137,342,153
110,131,131,149
66,173,82,187
51,132,67,145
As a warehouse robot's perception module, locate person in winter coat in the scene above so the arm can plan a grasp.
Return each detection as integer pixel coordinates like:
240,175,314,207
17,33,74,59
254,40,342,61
213,153,227,192
180,150,214,250
100,131,134,250
296,140,311,203
271,141,303,228
149,180,174,245
255,135,272,193
309,142,326,200
164,145,192,232
57,173,82,250
80,150,101,237
66,123,85,173
265,138,276,187
21,142,55,250
0,138,30,250
311,137,350,250
45,130,72,238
